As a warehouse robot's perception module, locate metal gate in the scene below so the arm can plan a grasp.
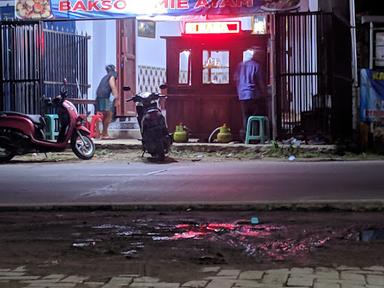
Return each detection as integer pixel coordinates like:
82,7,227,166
275,12,352,142
0,21,90,114
1,22,43,113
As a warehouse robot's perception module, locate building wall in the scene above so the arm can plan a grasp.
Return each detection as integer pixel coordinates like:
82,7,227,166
136,20,181,69
1,0,321,104
75,19,180,98
70,19,252,100
76,20,117,100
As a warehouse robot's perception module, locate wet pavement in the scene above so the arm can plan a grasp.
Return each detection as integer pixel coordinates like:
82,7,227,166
1,211,384,287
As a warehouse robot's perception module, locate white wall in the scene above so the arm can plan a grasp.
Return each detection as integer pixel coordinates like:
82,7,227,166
308,0,319,11
76,19,180,101
76,19,179,100
136,20,181,69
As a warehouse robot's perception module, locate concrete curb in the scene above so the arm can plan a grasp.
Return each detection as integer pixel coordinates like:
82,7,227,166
94,140,338,154
1,200,384,212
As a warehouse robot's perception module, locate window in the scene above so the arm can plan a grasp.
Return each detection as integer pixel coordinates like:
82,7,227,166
179,50,192,85
202,50,229,84
375,32,384,67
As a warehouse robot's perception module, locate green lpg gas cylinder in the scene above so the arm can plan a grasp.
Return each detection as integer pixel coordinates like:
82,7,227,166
217,123,232,143
173,124,188,143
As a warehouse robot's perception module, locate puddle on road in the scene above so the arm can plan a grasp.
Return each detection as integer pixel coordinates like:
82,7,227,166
161,222,331,260
76,220,336,261
121,249,138,257
169,223,282,240
72,239,98,248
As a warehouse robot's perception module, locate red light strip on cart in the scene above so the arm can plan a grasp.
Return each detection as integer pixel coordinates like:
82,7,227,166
185,21,241,34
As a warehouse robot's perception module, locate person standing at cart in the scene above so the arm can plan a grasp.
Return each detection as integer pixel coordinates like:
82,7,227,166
235,47,268,142
96,64,118,139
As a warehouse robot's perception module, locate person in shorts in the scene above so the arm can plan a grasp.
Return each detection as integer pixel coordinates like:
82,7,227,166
96,64,118,139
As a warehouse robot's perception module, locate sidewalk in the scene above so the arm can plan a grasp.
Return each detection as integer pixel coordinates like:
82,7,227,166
1,265,384,288
93,138,338,155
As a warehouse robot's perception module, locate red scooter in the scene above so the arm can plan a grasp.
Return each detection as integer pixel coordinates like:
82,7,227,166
0,81,95,162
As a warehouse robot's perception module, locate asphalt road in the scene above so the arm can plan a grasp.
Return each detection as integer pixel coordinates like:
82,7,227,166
0,160,383,205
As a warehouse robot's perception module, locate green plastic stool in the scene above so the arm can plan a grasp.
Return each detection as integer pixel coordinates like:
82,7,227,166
245,116,269,144
44,114,59,140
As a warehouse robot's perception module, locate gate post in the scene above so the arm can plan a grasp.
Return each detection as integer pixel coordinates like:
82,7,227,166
0,22,3,110
270,14,277,140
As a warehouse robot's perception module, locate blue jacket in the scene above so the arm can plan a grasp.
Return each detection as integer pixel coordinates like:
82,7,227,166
235,59,264,101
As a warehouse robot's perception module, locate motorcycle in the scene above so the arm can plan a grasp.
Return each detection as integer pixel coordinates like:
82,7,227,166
0,80,95,162
127,88,172,161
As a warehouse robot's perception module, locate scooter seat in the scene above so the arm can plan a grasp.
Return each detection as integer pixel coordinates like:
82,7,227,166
145,108,161,114
0,111,45,126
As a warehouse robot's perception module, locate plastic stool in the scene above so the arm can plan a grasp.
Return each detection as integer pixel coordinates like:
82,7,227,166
44,114,59,140
245,116,269,144
89,112,104,138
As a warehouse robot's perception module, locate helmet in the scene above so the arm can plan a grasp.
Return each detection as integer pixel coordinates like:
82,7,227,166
105,64,116,73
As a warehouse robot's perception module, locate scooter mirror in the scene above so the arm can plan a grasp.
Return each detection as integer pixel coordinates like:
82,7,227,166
60,78,68,97
60,84,68,98
43,97,53,105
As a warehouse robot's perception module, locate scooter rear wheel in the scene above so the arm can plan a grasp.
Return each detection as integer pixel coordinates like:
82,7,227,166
0,136,16,163
71,132,95,160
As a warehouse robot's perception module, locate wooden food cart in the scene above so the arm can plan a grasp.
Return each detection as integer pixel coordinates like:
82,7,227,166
162,25,268,141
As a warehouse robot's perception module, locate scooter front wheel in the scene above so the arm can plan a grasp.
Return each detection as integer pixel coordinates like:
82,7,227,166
0,135,16,163
71,131,95,160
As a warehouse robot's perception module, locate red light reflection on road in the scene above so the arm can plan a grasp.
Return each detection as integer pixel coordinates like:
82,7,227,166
171,223,280,240
169,222,331,260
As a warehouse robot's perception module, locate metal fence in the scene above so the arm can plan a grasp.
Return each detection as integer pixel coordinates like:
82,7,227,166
0,21,90,114
1,22,43,113
275,12,352,142
43,25,90,114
